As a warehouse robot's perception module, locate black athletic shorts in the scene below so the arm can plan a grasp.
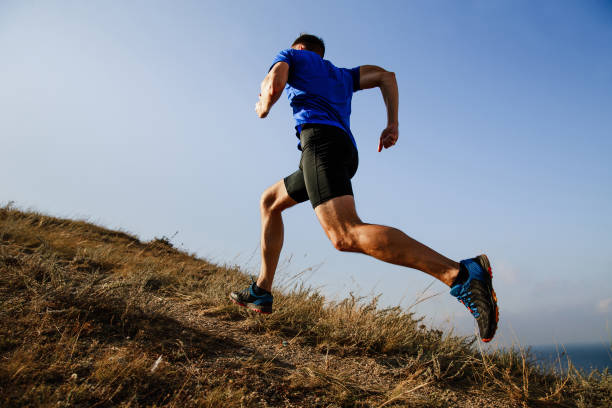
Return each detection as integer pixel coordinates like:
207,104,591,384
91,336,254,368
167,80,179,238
284,124,358,208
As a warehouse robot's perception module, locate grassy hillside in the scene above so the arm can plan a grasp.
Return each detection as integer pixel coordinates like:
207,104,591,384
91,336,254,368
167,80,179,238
0,205,610,407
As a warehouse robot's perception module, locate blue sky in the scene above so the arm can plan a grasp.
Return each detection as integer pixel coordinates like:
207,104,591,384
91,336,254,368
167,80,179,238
1,0,611,347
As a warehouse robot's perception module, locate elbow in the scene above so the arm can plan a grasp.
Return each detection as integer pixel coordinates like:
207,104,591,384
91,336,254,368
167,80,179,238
382,71,396,84
270,87,283,98
262,78,284,98
263,87,283,101
373,71,396,88
271,78,286,95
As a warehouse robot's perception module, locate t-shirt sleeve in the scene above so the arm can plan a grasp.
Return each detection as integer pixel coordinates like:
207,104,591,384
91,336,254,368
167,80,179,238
350,66,361,92
269,49,292,72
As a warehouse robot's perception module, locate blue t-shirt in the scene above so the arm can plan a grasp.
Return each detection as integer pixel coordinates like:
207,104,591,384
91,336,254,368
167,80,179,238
269,49,361,149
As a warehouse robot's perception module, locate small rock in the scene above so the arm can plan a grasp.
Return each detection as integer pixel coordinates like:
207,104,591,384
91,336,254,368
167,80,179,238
70,373,77,380
150,355,163,373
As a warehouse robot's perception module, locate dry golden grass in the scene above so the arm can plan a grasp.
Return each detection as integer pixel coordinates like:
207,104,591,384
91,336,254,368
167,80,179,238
0,204,610,407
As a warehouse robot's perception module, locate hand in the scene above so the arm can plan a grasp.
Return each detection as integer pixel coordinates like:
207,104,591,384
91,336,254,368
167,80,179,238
255,96,269,118
378,123,399,152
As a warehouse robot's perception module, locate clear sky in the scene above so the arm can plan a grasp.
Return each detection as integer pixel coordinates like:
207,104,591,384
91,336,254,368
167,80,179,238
2,0,611,347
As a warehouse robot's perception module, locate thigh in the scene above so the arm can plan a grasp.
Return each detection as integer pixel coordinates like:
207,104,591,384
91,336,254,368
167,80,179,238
314,194,362,238
283,169,309,204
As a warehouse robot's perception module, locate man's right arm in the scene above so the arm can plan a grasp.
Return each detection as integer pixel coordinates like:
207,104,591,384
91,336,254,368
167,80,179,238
359,65,399,152
255,61,289,118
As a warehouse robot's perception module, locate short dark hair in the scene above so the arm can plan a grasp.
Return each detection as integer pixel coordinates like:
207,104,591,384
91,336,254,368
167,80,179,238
292,34,325,57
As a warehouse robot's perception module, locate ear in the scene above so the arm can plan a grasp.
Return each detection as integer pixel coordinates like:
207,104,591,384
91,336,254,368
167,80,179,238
292,43,306,51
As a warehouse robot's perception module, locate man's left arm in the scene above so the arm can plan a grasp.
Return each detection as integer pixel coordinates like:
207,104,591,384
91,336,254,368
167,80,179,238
255,61,289,118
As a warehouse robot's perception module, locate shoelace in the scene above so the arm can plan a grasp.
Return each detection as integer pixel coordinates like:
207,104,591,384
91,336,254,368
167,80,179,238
455,285,480,318
242,277,272,300
241,278,266,299
237,284,253,300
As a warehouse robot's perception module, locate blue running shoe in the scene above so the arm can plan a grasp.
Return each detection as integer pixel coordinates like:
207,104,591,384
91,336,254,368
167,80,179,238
230,281,273,314
450,254,498,342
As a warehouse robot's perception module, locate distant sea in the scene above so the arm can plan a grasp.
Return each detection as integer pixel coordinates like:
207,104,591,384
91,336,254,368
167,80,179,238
529,343,611,373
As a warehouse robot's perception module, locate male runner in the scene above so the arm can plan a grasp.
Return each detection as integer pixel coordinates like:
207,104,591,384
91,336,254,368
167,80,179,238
230,34,499,342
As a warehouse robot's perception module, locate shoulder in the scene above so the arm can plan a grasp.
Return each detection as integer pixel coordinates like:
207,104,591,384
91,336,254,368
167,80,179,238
271,49,324,70
271,48,312,65
278,48,294,57
290,49,326,64
273,48,295,61
269,49,295,71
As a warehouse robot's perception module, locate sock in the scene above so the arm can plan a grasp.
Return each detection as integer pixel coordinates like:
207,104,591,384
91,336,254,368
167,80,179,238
252,282,271,296
451,262,469,287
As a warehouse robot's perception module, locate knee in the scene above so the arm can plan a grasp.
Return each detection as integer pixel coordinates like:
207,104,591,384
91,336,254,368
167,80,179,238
260,188,282,214
328,230,359,252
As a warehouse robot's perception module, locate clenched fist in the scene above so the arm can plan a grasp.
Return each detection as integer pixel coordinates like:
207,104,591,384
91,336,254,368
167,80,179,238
378,123,399,152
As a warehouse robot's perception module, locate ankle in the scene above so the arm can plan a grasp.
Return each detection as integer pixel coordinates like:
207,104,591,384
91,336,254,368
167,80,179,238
254,280,272,294
442,265,461,287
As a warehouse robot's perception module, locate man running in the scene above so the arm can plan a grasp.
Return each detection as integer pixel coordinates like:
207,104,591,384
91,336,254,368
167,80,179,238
230,34,499,342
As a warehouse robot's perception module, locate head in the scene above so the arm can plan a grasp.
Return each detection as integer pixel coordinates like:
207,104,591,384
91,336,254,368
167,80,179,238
291,34,325,58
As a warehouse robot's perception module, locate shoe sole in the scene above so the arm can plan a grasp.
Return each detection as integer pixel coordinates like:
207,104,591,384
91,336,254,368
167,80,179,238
230,297,272,314
476,254,499,342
